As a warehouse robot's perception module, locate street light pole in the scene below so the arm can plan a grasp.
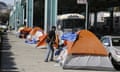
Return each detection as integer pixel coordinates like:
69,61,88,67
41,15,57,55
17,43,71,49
85,0,88,29
77,0,88,29
44,0,48,33
26,0,33,28
14,0,17,31
44,0,57,33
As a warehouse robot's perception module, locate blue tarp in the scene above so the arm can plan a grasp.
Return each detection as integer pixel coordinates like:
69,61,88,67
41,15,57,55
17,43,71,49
25,38,37,44
61,32,77,42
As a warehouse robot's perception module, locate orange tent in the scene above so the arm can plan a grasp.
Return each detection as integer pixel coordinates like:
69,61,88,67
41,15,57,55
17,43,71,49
21,26,32,32
36,34,59,48
57,30,113,70
18,27,25,32
29,27,43,36
20,27,32,38
66,30,108,56
36,34,47,47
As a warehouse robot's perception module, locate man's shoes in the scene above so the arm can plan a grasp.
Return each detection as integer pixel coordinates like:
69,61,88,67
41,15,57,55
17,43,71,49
44,60,48,62
50,59,54,61
44,59,54,62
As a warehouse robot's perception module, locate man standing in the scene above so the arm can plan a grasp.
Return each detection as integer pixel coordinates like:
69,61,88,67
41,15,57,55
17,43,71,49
44,26,56,62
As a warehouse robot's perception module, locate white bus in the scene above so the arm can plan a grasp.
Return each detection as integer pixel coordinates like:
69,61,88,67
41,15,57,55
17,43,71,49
57,13,85,32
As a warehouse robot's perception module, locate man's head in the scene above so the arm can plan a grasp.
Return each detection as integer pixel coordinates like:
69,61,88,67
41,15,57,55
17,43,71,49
51,26,56,31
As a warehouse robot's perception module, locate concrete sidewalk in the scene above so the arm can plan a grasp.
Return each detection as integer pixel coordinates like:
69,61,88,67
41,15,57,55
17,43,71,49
0,32,115,72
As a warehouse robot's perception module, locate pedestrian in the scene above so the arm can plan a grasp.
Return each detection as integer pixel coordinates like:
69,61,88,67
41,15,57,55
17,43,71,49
55,24,64,56
44,26,56,62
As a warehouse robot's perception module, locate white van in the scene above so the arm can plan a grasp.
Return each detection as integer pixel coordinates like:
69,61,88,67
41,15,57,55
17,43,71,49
57,13,85,32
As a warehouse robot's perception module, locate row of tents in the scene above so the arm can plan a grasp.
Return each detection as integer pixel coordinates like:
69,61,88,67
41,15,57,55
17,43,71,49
18,26,115,71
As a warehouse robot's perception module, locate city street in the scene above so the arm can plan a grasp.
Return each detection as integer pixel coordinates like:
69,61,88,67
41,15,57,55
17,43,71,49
0,32,116,72
0,0,120,72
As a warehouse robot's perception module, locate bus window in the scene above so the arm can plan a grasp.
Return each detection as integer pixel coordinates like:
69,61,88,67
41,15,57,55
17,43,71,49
57,20,63,26
57,13,85,32
63,19,85,29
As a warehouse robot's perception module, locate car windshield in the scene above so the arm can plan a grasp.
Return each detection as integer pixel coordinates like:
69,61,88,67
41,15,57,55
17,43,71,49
112,38,120,46
63,19,85,29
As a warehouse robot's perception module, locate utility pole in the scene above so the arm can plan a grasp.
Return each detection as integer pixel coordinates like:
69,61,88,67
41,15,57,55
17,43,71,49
26,0,33,28
14,0,17,31
44,0,57,33
77,0,88,29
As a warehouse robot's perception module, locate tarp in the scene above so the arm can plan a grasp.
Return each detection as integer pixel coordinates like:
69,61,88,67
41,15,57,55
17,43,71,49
61,32,77,42
66,30,108,56
63,54,114,70
25,38,37,44
25,27,44,44
56,47,114,70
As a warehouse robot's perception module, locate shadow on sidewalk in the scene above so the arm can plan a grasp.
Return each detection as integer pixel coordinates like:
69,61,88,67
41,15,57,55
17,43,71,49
0,33,19,72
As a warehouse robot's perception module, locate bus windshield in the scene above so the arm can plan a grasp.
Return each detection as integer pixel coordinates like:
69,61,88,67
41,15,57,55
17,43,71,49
62,19,85,29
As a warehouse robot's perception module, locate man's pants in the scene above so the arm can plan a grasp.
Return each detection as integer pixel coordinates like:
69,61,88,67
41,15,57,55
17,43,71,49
45,43,54,61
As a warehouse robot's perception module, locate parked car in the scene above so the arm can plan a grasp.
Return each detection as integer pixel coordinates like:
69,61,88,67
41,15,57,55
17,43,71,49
101,36,120,70
0,25,7,32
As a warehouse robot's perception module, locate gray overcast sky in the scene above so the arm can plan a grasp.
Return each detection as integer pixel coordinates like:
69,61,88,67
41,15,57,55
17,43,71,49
0,0,14,5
